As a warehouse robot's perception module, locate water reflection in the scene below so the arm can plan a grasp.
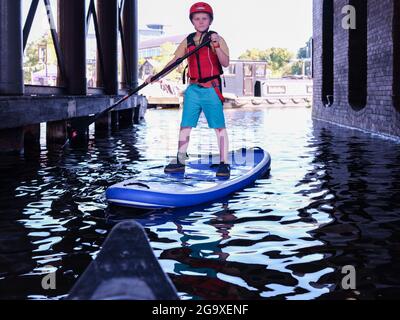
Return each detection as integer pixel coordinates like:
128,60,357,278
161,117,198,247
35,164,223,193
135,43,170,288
0,107,400,300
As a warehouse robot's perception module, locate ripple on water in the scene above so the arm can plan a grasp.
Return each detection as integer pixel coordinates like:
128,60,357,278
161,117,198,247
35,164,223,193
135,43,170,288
1,107,400,299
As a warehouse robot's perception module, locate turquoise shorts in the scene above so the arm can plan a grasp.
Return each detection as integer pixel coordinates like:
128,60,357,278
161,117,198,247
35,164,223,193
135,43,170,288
181,84,226,129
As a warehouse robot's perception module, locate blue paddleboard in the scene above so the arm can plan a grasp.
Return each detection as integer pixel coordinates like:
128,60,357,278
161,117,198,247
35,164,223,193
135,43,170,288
106,147,271,209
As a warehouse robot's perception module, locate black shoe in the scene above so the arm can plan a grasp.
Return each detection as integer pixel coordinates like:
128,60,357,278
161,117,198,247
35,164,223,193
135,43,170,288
216,162,231,178
164,153,188,173
164,161,185,173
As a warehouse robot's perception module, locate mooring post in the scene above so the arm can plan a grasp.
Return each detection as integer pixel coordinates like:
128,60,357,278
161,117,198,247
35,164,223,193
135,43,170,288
95,113,112,137
111,111,119,131
23,124,41,154
119,109,134,129
0,127,24,154
46,120,67,146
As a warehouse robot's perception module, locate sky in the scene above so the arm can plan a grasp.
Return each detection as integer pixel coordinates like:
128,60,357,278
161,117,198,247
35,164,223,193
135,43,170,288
139,0,313,58
22,0,313,59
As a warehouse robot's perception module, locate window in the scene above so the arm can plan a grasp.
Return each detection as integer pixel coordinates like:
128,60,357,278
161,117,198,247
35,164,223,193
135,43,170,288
255,64,266,78
223,64,236,76
267,86,286,94
244,64,253,77
348,0,367,111
322,0,334,106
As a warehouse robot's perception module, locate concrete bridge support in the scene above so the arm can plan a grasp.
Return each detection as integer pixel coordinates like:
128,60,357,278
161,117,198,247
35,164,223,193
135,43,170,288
0,0,24,95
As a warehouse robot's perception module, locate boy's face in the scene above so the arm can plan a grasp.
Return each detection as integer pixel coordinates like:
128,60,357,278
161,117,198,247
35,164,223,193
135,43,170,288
191,13,212,32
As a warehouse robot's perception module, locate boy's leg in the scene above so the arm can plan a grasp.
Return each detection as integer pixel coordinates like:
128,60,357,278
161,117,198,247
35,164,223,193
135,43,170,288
165,85,201,173
178,127,192,163
215,128,229,163
201,87,230,176
165,127,192,173
202,88,227,162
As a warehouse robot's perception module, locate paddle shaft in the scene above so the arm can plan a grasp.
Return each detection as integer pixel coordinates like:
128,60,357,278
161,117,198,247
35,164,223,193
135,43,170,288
61,38,212,149
93,38,212,123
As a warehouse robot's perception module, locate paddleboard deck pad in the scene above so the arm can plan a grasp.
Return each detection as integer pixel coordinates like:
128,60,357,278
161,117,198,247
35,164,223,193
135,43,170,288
106,147,271,209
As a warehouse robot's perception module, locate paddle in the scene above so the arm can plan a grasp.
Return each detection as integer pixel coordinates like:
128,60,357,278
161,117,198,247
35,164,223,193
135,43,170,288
64,38,212,148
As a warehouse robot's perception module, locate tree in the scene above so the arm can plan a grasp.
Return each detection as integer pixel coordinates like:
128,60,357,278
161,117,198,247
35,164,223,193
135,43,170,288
239,47,294,77
267,48,293,76
152,42,185,82
283,61,303,77
23,32,57,83
239,48,267,61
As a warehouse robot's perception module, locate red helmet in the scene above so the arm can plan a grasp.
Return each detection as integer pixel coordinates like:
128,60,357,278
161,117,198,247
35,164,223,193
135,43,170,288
190,2,214,21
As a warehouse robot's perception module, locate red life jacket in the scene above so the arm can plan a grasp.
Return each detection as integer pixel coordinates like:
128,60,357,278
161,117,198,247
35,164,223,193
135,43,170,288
186,31,223,84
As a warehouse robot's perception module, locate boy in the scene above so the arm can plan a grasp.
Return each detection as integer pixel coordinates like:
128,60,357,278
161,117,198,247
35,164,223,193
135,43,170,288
147,2,231,177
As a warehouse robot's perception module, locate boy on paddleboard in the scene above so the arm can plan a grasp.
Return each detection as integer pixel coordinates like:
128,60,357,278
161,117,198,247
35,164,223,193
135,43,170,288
146,2,231,177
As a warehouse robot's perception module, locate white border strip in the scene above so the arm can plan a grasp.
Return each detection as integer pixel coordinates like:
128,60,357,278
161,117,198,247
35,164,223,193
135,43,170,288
107,199,174,209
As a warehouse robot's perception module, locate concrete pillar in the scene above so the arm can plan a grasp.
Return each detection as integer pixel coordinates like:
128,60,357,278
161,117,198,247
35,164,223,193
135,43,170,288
0,0,24,95
97,0,118,95
0,127,24,154
111,111,119,131
122,0,139,89
46,120,67,146
68,116,90,146
119,109,133,128
95,113,112,137
23,124,41,154
133,107,140,125
58,0,87,94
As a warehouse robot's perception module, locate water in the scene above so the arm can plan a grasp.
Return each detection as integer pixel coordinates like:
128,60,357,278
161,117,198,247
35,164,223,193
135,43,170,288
1,107,400,300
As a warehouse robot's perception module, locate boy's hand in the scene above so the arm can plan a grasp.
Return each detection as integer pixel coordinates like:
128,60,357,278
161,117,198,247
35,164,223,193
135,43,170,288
210,33,221,44
145,74,155,84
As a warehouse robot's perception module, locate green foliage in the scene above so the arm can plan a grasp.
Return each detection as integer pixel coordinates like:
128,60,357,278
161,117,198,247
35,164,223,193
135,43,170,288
238,48,267,61
138,57,146,66
152,42,185,81
267,48,293,75
239,47,294,77
283,61,303,77
23,32,57,83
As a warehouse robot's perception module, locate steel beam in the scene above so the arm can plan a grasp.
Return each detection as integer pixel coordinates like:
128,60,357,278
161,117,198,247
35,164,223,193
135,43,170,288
97,0,118,95
58,0,87,95
122,0,139,89
0,0,24,95
23,0,40,51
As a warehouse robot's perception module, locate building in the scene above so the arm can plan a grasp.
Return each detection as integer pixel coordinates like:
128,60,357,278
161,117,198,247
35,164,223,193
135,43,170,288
223,60,270,96
139,24,168,41
139,59,163,79
139,34,186,60
294,37,313,77
313,0,400,138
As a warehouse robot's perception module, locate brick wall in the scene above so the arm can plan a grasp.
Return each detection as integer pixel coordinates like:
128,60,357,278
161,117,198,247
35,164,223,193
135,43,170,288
312,0,400,137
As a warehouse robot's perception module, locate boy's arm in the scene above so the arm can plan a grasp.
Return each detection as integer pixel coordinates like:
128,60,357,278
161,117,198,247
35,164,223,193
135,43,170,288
146,56,180,83
211,34,230,68
145,40,187,83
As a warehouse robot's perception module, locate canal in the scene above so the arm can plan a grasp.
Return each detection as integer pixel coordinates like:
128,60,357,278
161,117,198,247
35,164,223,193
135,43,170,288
1,106,400,299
